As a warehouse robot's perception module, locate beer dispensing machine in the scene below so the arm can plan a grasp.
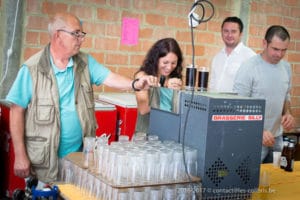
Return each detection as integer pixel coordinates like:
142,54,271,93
149,90,265,199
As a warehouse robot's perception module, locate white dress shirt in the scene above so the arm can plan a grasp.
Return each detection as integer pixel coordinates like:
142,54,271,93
209,42,256,93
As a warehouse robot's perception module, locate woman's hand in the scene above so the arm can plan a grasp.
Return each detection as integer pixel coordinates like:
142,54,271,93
166,78,182,90
134,75,159,90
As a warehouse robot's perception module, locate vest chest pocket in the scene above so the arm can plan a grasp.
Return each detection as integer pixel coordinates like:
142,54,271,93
26,136,50,168
80,82,94,109
35,98,54,125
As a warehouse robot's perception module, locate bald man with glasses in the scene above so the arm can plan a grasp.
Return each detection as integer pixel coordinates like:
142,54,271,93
6,12,158,183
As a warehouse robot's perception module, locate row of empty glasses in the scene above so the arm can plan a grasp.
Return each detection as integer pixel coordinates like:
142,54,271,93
83,135,198,185
59,159,201,200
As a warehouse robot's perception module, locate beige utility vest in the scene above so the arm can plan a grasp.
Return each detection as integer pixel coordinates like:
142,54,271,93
24,44,96,183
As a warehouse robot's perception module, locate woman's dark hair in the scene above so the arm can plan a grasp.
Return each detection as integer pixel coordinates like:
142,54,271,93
136,38,183,79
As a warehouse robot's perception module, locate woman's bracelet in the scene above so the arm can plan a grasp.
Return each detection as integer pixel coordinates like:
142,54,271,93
132,78,141,91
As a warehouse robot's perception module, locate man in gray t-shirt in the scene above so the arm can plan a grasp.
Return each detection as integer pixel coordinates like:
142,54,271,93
233,25,295,163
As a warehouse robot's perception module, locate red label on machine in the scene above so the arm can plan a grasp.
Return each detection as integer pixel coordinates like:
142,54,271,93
212,115,263,121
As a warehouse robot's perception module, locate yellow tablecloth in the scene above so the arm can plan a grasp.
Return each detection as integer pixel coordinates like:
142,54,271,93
251,161,300,200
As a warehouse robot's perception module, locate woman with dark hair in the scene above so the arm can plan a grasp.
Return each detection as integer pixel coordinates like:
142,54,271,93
134,38,184,133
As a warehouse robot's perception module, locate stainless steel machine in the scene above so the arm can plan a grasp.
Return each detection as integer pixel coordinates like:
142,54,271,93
149,90,265,199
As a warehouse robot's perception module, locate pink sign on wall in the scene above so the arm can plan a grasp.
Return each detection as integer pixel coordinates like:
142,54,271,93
121,17,140,46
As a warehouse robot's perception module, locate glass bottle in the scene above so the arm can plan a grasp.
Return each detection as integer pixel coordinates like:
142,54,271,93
285,141,295,172
280,137,289,169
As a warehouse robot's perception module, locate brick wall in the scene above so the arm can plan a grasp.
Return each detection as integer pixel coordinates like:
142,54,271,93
7,0,300,124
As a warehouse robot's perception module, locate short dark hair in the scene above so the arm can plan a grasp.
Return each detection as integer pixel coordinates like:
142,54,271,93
264,25,290,43
221,16,244,33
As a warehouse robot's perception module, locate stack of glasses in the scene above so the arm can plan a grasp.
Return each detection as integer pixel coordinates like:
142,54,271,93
91,136,198,185
59,135,200,199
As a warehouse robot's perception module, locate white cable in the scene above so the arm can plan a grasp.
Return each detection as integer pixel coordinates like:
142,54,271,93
0,0,20,87
188,8,200,28
187,0,215,28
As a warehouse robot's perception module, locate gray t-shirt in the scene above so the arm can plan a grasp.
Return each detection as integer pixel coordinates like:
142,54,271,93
233,54,292,137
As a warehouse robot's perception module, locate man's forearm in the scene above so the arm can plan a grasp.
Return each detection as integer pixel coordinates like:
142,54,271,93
10,104,27,156
282,100,292,115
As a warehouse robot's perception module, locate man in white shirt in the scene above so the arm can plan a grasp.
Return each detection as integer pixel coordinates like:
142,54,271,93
209,16,256,93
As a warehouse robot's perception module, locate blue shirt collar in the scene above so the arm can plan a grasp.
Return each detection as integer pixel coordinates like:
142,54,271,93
50,55,74,74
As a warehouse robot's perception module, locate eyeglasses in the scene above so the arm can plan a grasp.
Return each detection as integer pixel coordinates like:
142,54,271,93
57,29,86,39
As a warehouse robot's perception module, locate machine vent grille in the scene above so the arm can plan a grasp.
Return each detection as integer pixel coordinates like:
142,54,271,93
211,104,264,114
205,158,228,187
184,99,207,111
235,156,252,184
